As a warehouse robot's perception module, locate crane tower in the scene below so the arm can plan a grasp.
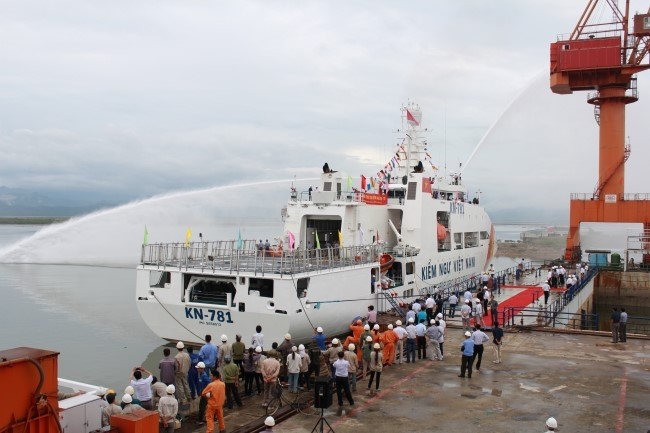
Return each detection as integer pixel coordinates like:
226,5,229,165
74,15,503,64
550,0,650,262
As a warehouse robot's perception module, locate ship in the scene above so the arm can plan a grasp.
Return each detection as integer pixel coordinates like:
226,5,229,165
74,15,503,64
135,102,496,345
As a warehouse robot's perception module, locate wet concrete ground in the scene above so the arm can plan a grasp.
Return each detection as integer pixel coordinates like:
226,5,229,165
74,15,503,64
178,330,650,433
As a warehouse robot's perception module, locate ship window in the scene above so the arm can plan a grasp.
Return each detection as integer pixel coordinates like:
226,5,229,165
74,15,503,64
405,262,414,275
454,233,463,250
464,232,478,248
190,279,235,306
150,271,171,288
407,182,417,200
249,278,274,298
480,231,489,240
323,182,332,192
562,44,570,50
644,17,650,29
296,278,309,298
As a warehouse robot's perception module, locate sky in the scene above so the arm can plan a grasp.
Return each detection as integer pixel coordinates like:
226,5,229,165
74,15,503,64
1,0,649,223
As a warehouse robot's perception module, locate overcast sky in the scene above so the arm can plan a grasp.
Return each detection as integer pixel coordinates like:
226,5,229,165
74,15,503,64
1,0,649,220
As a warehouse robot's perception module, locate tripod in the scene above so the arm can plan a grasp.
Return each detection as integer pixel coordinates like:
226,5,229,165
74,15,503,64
311,406,335,433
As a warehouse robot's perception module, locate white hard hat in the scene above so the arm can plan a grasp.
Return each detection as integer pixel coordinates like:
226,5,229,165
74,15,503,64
122,394,132,404
364,324,370,330
331,338,339,345
221,334,228,342
124,386,134,395
166,385,175,394
436,313,443,319
255,346,262,353
96,387,107,396
465,299,470,304
430,319,436,325
546,417,558,429
365,336,373,342
408,317,414,323
373,324,380,330
464,331,471,337
291,346,297,352
298,344,305,350
176,341,184,349
285,333,292,340
348,343,355,351
265,416,276,427
395,320,402,326
387,324,393,330
316,326,323,333
373,343,380,349
196,362,206,369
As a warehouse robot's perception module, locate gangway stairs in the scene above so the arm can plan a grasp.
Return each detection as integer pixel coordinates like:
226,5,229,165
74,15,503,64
380,288,407,318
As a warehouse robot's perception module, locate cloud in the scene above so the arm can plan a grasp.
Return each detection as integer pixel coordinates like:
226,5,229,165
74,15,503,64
0,0,648,220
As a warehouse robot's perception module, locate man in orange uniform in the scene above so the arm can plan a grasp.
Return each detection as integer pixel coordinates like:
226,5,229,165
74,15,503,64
343,319,364,361
382,324,398,366
202,369,226,433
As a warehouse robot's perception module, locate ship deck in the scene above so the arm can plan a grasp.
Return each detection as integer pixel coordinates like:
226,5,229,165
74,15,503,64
141,242,382,275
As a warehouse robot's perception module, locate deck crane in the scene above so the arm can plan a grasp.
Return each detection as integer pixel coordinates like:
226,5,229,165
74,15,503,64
550,0,650,262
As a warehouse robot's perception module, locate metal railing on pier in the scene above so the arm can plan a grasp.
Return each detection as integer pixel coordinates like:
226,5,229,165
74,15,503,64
140,240,380,276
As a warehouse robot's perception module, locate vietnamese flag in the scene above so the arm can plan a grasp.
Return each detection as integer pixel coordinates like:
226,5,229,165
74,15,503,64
361,175,367,190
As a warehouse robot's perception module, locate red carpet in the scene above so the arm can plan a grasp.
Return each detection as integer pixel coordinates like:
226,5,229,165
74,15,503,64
482,287,543,327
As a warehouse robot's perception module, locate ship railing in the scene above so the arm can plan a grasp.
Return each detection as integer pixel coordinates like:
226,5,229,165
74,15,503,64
570,192,650,201
141,241,381,275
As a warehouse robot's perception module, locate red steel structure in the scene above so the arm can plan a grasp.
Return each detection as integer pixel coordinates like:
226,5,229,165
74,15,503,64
550,0,650,261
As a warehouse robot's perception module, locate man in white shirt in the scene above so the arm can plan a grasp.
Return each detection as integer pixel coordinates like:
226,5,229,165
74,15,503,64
405,318,417,363
129,367,154,410
460,300,472,332
471,325,490,372
448,293,459,318
542,280,551,305
425,295,435,323
332,351,354,407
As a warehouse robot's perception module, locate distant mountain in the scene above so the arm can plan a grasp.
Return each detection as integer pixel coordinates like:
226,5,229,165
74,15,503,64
0,186,119,217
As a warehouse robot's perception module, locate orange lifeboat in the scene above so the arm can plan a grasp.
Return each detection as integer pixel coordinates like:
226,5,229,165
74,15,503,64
437,223,447,241
380,253,394,273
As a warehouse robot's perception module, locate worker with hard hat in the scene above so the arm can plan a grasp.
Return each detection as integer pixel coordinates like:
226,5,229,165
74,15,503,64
277,333,294,382
544,417,558,432
362,335,374,378
343,343,359,392
459,330,475,378
325,338,343,379
343,318,364,358
100,390,121,431
121,393,144,414
382,324,398,366
392,320,407,365
158,385,178,433
405,317,417,363
174,341,191,405
217,335,232,372
367,342,383,393
312,326,328,350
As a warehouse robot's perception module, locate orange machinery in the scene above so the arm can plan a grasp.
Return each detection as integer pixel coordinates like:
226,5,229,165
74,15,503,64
550,0,650,261
0,347,61,433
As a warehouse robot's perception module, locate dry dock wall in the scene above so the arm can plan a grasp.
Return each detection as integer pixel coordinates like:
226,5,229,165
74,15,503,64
593,271,650,331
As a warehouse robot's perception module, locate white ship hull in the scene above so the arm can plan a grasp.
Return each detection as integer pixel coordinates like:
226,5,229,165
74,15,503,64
135,103,495,345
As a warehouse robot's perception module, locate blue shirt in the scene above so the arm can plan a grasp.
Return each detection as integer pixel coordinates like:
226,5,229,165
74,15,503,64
417,311,427,324
312,333,328,351
461,339,475,356
189,352,200,378
199,343,218,368
198,370,211,394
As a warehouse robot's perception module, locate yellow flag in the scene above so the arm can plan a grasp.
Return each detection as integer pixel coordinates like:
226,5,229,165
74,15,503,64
338,230,343,245
185,228,192,247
